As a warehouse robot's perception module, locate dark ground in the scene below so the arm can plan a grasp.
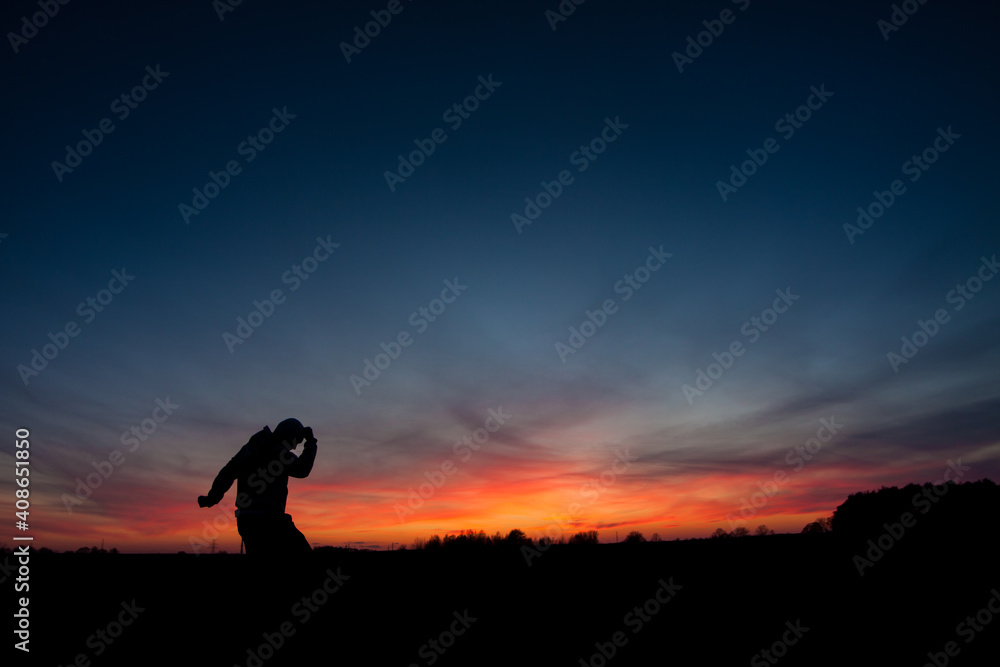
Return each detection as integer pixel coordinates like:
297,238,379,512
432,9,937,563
10,526,999,666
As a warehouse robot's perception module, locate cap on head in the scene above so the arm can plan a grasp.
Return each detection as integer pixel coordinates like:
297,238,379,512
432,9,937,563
274,418,305,449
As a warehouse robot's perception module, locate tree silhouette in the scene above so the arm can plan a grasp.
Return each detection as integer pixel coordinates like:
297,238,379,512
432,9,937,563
568,530,599,545
439,529,493,550
754,525,775,536
801,516,833,534
505,529,530,546
409,528,537,549
710,528,730,539
731,527,750,538
623,530,646,544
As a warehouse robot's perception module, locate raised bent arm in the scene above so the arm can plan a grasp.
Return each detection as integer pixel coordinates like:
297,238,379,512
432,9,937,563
286,439,317,479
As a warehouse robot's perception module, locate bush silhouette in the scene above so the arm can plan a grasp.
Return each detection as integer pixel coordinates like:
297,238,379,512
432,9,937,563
623,530,646,544
568,530,600,545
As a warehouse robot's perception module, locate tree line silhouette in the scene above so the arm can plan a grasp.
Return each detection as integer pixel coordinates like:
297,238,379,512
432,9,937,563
401,479,997,549
830,478,997,539
5,479,993,555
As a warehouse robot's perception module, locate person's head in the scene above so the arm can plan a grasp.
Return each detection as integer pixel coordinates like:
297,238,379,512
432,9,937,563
274,418,305,451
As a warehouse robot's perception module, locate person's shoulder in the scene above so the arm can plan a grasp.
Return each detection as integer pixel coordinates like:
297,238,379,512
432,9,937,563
250,426,272,442
241,427,274,452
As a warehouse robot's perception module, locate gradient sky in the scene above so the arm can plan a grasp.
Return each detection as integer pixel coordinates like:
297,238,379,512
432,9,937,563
2,0,998,553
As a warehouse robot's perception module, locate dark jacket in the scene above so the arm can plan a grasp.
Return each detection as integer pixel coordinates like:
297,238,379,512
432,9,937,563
204,426,317,514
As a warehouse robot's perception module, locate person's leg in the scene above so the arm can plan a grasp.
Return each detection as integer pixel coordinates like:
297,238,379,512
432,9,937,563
284,515,312,556
276,515,316,596
241,514,305,559
236,516,261,556
236,516,284,620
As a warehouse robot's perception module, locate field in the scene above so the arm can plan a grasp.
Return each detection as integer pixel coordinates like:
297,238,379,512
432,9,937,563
19,527,999,666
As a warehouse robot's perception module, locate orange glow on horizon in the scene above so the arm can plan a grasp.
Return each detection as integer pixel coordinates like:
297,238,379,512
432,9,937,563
13,456,922,553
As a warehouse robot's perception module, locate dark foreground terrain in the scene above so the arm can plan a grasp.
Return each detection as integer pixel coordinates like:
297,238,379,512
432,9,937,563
10,525,999,666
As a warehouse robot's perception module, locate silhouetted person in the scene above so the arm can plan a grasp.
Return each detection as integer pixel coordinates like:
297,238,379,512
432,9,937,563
198,418,317,560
